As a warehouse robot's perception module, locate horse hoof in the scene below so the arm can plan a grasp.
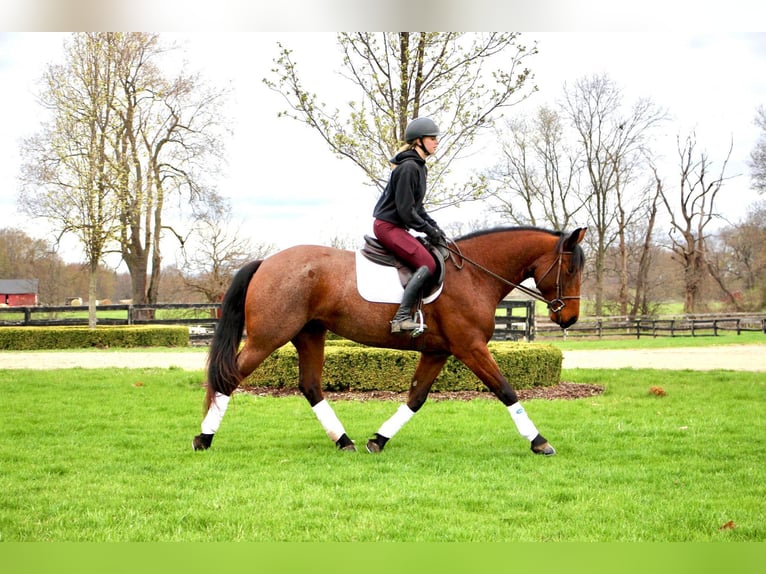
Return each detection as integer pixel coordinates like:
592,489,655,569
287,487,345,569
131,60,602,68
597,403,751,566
192,433,213,451
335,433,356,451
531,442,556,456
366,440,382,454
365,433,388,454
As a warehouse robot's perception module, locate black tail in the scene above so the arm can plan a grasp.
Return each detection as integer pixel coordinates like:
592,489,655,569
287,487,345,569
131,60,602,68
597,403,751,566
205,260,262,410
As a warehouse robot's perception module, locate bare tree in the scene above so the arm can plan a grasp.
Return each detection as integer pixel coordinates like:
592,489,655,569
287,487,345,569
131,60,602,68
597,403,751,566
0,228,67,305
561,74,667,315
181,199,275,303
19,33,229,324
487,106,586,229
659,132,735,313
265,32,537,209
19,34,123,326
749,105,766,194
708,200,766,310
108,33,229,310
628,168,662,316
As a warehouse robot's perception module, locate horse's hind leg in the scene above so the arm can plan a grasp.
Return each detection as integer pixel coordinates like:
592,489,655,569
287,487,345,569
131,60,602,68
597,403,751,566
193,343,273,450
293,324,356,452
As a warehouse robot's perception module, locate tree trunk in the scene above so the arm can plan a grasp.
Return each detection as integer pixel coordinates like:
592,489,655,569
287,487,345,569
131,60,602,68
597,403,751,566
87,262,98,329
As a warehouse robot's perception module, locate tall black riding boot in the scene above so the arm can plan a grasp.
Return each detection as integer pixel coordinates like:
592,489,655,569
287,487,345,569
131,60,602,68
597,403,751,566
390,265,432,334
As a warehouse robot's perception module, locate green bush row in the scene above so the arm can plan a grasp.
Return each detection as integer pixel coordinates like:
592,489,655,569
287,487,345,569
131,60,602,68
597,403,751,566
0,326,189,350
244,342,562,392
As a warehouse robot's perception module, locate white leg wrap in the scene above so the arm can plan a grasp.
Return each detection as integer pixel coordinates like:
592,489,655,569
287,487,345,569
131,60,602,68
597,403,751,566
201,392,231,435
508,402,539,442
377,404,416,439
312,400,347,443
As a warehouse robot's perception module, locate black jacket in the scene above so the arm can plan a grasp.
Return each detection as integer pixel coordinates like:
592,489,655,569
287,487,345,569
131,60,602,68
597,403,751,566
372,149,439,234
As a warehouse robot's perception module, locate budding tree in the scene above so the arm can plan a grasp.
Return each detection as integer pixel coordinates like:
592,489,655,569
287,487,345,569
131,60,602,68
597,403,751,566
265,32,537,208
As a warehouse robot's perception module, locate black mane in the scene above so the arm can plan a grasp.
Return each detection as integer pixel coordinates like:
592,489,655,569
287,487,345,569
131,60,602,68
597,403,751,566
455,225,585,272
455,225,563,242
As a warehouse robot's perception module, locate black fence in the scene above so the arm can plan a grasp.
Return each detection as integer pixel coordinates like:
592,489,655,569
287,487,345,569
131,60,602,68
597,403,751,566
0,303,219,326
2,302,764,343
493,300,536,341
536,314,766,340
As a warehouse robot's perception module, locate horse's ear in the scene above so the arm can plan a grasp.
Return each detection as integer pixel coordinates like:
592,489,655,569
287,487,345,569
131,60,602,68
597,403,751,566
564,227,587,250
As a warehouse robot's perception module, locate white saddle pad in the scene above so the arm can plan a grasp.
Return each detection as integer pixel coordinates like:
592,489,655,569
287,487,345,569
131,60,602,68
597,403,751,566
355,251,442,304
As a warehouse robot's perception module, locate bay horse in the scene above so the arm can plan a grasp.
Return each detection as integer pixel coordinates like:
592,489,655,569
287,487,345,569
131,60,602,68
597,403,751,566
192,226,586,456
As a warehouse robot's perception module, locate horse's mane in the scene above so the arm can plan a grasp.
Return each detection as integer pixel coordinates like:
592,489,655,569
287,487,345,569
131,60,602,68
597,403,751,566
455,225,563,242
455,226,585,272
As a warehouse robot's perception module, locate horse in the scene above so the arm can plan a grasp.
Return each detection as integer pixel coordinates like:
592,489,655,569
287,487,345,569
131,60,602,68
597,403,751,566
192,226,587,456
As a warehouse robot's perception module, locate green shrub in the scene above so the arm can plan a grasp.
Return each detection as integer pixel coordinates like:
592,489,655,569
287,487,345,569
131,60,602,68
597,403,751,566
243,341,562,392
0,326,189,350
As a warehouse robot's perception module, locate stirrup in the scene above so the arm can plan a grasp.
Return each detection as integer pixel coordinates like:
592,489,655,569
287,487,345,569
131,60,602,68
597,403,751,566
390,309,426,338
410,309,426,338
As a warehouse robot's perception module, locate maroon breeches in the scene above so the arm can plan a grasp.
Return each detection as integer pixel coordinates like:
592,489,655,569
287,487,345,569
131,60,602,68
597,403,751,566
372,219,437,274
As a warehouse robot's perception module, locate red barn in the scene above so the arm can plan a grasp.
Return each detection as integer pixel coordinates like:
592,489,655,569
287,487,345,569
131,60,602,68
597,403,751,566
0,279,39,306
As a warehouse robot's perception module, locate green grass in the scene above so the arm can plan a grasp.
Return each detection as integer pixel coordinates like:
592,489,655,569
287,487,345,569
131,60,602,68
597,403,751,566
0,366,764,541
546,330,766,350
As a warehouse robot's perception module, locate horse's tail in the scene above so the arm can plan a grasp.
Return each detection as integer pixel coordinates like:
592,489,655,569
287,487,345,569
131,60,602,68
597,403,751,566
205,259,262,411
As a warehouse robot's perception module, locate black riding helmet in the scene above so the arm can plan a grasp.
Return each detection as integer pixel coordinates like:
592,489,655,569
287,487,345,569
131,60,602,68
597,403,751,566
404,117,440,142
404,117,439,157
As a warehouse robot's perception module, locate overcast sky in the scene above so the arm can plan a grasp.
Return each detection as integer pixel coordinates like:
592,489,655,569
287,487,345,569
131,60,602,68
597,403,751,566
1,30,765,266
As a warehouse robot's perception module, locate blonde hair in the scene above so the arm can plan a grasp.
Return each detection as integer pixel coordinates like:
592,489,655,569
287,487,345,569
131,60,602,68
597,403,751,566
390,142,419,168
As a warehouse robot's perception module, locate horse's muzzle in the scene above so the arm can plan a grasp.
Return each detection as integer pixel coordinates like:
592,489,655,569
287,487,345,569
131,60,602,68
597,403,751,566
558,315,578,329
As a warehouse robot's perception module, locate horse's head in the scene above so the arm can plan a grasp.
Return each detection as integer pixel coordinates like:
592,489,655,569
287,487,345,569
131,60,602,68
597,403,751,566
533,228,587,329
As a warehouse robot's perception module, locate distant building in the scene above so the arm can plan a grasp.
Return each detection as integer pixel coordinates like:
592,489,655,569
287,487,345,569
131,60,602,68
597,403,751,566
0,279,39,306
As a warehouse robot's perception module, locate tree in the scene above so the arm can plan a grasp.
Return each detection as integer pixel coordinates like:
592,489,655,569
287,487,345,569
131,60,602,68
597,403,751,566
19,34,123,326
709,200,766,310
487,106,586,229
659,132,734,314
628,169,662,317
18,33,229,324
749,105,766,194
0,228,67,305
560,74,667,316
181,198,275,304
265,32,537,208
107,33,229,311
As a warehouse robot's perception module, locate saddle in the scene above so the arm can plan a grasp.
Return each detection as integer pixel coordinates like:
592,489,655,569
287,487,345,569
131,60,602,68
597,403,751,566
360,235,447,297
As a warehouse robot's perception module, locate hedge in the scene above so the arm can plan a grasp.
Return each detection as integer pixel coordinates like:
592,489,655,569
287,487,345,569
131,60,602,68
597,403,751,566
0,326,189,350
243,341,562,392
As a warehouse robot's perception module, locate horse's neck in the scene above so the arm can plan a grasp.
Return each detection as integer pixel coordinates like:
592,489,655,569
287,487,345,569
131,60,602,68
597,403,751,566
460,231,554,298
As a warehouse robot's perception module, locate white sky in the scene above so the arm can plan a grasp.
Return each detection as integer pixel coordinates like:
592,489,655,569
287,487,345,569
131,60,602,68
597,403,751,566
1,30,765,266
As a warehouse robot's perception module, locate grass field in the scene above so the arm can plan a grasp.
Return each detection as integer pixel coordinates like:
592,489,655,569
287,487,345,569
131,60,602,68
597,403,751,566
0,363,764,542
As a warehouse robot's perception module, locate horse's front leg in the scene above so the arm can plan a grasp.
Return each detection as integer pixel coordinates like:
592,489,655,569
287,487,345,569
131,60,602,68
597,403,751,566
455,344,555,456
293,326,356,452
366,352,449,453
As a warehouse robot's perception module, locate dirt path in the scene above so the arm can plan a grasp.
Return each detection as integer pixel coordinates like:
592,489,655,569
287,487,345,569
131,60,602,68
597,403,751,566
0,344,764,371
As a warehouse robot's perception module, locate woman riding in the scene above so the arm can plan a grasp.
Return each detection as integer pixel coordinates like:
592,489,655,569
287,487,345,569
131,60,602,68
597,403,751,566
372,117,447,335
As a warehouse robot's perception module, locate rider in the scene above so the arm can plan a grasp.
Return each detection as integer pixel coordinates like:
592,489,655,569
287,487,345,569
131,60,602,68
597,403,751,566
372,116,447,335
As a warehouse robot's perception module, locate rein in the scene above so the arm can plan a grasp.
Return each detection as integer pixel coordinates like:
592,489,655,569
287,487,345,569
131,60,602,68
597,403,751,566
441,239,576,313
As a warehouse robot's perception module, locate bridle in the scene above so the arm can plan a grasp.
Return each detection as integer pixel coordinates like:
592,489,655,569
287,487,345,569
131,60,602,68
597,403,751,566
440,239,580,314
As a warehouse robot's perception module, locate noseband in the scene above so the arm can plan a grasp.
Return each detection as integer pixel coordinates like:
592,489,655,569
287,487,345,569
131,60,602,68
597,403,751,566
442,240,580,313
533,248,581,313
